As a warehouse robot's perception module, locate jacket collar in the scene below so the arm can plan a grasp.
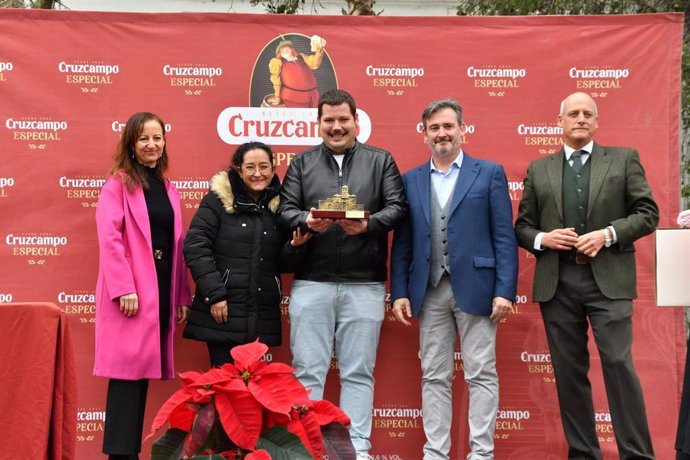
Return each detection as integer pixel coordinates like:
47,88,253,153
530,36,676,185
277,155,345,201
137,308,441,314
321,140,359,157
209,170,280,214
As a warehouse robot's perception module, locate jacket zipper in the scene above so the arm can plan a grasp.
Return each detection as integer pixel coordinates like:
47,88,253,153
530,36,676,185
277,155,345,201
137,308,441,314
333,153,343,283
235,199,259,211
274,275,282,303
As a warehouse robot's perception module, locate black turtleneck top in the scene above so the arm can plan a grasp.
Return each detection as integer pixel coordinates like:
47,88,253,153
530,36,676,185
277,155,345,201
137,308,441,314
143,166,174,252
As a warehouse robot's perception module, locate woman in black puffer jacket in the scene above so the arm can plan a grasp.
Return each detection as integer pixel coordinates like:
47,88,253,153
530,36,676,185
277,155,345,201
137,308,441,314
183,142,310,366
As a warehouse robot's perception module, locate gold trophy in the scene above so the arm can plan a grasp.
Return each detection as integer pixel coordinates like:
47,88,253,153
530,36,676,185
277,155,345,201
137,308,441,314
312,185,370,219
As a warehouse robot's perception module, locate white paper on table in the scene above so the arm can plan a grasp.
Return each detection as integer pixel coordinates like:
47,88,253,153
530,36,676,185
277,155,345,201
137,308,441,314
655,228,690,307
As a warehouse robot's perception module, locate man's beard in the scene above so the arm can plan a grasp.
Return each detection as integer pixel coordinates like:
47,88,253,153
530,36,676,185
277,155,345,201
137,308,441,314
430,138,460,158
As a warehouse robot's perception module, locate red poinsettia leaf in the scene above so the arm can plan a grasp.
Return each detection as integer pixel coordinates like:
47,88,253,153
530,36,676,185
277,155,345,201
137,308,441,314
219,362,240,377
250,359,269,373
144,388,196,441
250,362,300,386
190,367,234,388
214,377,251,393
284,417,308,453
280,379,312,407
262,410,291,432
215,390,263,450
245,449,272,460
184,402,216,457
250,371,311,412
255,362,295,375
248,373,306,414
287,410,325,459
179,370,203,386
169,404,196,431
310,400,351,426
230,340,269,369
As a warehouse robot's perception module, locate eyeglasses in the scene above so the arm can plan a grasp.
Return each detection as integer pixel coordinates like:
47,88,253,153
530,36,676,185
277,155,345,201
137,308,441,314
241,164,273,175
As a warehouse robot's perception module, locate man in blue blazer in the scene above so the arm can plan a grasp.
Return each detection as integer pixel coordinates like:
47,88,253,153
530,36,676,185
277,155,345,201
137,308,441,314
390,98,518,460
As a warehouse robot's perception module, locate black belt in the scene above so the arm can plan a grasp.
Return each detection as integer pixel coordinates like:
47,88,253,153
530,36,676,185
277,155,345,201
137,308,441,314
561,251,592,265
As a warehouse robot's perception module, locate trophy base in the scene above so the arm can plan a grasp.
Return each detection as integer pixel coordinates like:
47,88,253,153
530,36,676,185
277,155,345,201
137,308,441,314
312,210,370,220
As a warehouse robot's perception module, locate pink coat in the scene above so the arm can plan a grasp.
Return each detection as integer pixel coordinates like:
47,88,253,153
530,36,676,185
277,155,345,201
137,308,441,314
93,175,192,380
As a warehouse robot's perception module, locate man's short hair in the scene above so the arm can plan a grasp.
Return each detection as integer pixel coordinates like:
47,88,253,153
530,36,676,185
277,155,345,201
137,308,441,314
422,99,463,129
318,89,357,118
559,93,599,116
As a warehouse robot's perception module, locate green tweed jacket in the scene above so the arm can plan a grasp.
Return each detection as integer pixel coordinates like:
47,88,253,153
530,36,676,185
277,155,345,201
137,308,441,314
515,143,659,302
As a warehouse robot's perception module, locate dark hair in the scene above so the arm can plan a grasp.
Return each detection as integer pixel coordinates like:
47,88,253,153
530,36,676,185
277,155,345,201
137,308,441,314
421,99,463,130
317,89,357,118
109,112,168,190
231,141,274,169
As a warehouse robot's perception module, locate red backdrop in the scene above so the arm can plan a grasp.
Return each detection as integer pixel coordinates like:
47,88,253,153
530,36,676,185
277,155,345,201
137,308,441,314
0,9,684,459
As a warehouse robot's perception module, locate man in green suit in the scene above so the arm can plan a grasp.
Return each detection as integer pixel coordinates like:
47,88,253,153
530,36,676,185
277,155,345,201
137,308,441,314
515,92,658,459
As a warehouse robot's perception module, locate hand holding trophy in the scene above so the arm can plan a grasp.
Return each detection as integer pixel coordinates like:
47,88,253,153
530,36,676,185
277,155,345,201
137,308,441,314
311,185,370,219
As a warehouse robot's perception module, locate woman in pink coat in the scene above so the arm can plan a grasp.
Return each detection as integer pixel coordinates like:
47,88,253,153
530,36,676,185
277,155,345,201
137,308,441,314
94,112,191,460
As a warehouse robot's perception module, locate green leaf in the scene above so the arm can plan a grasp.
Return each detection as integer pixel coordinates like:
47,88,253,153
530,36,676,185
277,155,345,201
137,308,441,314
256,426,313,460
682,184,690,198
150,428,187,460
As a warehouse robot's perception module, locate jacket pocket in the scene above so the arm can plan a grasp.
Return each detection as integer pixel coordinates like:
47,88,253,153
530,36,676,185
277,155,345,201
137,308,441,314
467,192,488,199
473,256,496,268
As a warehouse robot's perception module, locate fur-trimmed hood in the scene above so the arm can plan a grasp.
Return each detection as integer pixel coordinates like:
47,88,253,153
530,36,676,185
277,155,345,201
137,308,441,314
209,170,280,214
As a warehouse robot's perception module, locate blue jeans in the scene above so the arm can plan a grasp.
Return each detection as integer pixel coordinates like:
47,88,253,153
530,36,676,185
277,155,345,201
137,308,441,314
289,280,385,454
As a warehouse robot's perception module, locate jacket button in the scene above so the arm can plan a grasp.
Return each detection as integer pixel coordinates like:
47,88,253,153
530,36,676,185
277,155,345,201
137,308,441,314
204,297,210,302
258,288,262,292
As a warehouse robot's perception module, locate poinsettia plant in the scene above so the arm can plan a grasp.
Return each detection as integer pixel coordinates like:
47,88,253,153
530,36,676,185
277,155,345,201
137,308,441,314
145,340,355,459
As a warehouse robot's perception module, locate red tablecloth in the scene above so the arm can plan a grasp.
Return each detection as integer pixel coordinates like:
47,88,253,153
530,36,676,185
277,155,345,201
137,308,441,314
0,302,77,459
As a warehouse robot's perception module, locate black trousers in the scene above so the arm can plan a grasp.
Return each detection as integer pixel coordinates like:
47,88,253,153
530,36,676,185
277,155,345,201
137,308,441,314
103,379,148,458
540,262,654,460
103,256,171,457
207,341,238,367
676,339,690,458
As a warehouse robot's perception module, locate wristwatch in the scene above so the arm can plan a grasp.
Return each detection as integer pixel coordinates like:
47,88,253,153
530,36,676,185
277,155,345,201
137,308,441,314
603,228,613,247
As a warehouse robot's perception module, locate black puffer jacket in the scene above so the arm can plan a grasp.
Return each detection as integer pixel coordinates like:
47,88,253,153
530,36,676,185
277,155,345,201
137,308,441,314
183,169,296,346
278,141,407,282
